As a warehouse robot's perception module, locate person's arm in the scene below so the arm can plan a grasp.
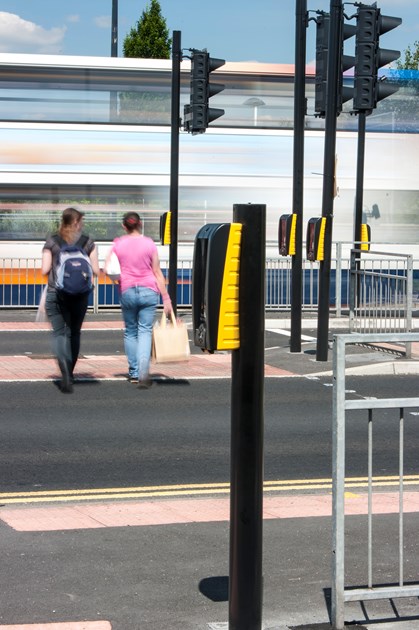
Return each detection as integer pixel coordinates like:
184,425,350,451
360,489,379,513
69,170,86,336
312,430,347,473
89,245,100,276
41,248,52,276
103,246,115,274
151,251,172,315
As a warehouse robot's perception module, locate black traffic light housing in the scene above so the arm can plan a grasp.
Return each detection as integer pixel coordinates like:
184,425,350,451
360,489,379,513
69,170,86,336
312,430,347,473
315,12,356,118
360,223,371,251
306,217,326,262
160,212,171,245
353,4,402,113
192,223,242,352
184,50,225,134
278,214,297,256
314,12,329,118
338,19,356,115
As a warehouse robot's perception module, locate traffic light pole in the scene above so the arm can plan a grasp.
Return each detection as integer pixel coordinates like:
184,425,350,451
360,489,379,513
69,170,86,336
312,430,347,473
229,203,266,630
354,102,367,245
109,0,118,120
169,30,181,315
111,0,118,57
354,110,366,305
316,0,342,362
290,0,307,353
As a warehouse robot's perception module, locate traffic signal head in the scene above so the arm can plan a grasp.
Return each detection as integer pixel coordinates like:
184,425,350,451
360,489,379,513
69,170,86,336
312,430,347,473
306,218,326,262
314,13,329,118
160,212,171,245
314,12,356,118
278,214,297,256
184,49,225,134
353,4,402,113
338,20,356,114
360,223,371,251
206,55,225,126
192,222,242,351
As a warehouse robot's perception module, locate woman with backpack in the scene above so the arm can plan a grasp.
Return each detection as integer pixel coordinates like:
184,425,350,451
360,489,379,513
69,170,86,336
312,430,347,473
104,211,172,389
41,207,100,393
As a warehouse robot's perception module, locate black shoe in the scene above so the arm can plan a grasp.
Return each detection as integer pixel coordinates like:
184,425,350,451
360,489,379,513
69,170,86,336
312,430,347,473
138,379,152,390
60,367,74,394
61,381,74,394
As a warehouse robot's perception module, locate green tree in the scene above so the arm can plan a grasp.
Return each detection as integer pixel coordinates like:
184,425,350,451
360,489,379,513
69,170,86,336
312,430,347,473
396,41,419,70
123,0,171,59
119,0,172,122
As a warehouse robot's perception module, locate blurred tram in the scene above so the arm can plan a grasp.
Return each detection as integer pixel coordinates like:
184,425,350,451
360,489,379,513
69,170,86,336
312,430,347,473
0,52,418,265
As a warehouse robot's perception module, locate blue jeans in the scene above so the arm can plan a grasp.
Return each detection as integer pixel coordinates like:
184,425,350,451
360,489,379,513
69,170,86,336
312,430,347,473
119,286,159,380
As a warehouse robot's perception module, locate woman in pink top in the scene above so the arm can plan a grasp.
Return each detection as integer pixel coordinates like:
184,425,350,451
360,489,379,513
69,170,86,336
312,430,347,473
105,212,172,388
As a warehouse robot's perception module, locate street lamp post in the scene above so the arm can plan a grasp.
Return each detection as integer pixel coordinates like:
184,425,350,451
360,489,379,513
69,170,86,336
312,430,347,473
243,97,265,127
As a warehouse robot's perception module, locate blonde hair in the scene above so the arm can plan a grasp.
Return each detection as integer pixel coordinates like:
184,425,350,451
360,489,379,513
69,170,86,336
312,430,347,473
59,207,84,243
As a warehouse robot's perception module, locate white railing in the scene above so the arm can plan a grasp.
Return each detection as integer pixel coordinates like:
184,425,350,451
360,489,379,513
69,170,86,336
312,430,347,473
332,332,419,629
0,245,417,319
0,254,352,312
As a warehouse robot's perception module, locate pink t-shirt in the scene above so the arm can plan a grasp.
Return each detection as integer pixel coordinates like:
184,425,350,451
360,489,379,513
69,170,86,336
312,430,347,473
111,234,159,294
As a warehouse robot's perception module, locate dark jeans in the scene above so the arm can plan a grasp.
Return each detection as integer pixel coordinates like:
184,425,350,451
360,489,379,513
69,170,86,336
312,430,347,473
45,290,89,376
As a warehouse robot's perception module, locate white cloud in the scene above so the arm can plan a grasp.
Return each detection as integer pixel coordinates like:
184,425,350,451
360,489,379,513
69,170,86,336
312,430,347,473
66,15,80,24
0,12,66,54
94,15,111,29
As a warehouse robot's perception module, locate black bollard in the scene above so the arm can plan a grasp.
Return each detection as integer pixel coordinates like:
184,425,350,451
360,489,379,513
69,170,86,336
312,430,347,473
229,203,266,630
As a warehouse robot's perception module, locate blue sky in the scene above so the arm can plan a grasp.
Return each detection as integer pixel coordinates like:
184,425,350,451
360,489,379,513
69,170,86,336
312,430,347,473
0,1,417,64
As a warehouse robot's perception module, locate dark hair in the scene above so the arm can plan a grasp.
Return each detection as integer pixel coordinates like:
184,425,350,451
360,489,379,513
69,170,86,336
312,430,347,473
123,212,141,232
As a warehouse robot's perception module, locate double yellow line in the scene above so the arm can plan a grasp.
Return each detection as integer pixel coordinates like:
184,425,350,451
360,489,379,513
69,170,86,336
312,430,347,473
265,475,419,492
0,475,418,505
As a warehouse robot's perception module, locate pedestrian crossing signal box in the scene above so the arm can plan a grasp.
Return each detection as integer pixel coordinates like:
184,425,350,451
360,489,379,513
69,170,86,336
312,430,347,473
160,212,171,245
306,217,326,261
192,222,242,353
360,223,371,251
278,213,297,256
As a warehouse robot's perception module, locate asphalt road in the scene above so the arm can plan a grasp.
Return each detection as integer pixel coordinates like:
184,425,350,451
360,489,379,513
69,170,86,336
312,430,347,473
0,376,418,494
1,328,124,356
0,327,286,356
1,325,419,629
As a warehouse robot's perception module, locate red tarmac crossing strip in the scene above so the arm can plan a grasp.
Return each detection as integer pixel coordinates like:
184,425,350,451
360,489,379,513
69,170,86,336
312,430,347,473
0,316,295,379
0,321,123,331
1,491,419,532
0,623,111,629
